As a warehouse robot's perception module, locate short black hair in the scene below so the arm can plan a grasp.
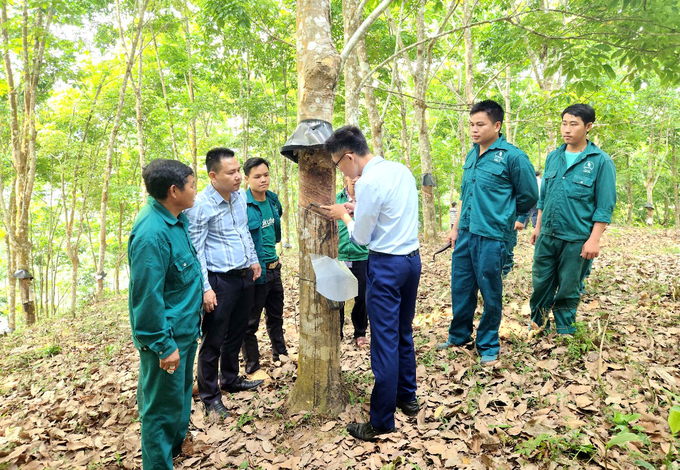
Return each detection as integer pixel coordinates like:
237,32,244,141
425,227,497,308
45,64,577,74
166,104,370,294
143,159,193,200
324,125,370,157
451,202,457,207
535,170,542,176
243,157,270,176
561,104,596,126
470,100,504,125
206,147,235,173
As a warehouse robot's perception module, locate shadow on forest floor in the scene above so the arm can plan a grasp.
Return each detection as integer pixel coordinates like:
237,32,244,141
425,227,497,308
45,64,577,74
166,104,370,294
0,227,679,469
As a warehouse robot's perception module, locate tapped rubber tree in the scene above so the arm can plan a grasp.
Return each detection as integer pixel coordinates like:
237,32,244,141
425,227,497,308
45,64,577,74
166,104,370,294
287,0,393,413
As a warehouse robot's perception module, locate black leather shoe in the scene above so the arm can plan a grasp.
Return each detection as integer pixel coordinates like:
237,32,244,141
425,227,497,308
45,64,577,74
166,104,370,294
221,378,263,393
205,400,230,419
396,399,420,416
346,422,394,441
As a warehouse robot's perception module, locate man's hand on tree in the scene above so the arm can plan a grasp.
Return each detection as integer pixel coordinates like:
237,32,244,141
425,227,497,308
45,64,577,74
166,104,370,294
320,203,349,220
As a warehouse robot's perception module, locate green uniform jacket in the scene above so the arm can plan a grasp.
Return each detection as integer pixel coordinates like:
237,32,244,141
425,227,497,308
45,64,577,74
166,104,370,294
336,190,369,262
246,189,282,285
128,196,203,359
538,141,616,242
459,134,539,242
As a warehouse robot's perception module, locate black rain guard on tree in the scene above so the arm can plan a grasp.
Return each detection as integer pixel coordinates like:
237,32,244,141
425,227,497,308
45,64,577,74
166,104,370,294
280,119,334,163
421,172,435,187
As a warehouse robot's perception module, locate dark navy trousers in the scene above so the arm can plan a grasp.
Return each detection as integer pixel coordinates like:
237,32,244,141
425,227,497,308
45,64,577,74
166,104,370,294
366,251,421,431
448,230,507,359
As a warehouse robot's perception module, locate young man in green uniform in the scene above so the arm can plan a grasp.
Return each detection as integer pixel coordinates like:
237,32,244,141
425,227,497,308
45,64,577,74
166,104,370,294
128,159,203,469
529,104,616,334
241,157,288,379
337,175,369,347
437,100,538,363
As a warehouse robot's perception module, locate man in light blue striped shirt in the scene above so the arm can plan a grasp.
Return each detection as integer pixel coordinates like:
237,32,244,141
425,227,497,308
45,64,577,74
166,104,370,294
323,126,421,442
185,147,263,419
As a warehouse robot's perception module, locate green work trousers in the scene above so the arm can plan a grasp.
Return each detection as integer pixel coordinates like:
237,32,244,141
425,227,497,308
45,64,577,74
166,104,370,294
137,339,197,469
530,234,592,334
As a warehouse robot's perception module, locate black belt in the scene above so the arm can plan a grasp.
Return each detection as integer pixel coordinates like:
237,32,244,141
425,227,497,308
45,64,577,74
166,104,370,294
222,268,249,277
267,259,280,269
369,248,419,258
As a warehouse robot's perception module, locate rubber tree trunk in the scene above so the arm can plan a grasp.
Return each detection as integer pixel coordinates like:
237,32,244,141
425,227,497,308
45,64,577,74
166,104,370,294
343,0,361,126
288,0,346,414
673,140,679,228
1,4,53,326
413,4,437,243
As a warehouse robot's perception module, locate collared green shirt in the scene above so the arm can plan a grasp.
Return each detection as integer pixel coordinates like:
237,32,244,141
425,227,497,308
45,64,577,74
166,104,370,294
128,196,203,358
538,141,617,242
337,190,369,261
459,134,539,241
246,189,282,285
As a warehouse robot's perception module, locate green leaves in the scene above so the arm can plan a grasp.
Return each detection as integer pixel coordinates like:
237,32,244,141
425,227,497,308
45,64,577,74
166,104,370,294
669,405,680,435
606,431,643,449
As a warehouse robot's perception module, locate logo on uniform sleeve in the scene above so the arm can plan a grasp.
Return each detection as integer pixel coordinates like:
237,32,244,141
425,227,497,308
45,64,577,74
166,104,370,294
494,151,505,162
583,161,594,173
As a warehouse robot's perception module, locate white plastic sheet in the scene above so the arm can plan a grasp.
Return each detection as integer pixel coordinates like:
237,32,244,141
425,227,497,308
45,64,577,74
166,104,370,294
309,254,358,302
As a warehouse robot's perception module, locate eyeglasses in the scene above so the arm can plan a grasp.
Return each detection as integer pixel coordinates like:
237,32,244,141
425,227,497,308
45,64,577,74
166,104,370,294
334,152,351,168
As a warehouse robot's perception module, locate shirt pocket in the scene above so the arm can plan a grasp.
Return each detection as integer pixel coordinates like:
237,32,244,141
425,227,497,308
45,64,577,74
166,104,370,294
476,164,507,189
170,252,197,287
460,159,474,195
543,169,558,190
568,175,594,199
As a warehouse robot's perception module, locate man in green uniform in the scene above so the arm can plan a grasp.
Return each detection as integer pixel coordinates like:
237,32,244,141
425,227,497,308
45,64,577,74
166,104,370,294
337,175,369,347
128,159,203,469
241,157,288,379
529,104,616,334
437,100,538,363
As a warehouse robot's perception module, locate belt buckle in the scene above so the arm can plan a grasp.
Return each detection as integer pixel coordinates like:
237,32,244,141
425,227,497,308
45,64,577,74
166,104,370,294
268,260,279,269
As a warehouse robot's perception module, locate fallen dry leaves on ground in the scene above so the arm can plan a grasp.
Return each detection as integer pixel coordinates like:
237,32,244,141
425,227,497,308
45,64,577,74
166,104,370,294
0,227,678,469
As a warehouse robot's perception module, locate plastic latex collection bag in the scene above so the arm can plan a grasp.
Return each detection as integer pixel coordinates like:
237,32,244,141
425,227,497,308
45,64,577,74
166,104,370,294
309,254,358,302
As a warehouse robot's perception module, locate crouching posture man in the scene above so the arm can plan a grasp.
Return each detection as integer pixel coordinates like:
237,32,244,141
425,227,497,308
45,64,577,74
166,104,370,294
128,159,202,469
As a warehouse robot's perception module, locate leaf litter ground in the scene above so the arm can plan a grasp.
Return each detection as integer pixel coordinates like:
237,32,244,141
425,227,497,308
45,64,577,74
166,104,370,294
0,227,679,469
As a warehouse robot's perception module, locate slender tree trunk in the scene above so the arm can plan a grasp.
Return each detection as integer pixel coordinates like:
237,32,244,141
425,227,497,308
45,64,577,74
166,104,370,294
357,42,383,155
115,201,124,294
152,33,179,161
131,31,145,182
503,65,512,141
413,4,437,243
672,137,679,227
343,0,362,127
182,10,198,175
1,3,54,326
288,0,345,413
98,0,149,298
396,70,411,169
0,167,17,329
281,63,291,246
626,154,633,224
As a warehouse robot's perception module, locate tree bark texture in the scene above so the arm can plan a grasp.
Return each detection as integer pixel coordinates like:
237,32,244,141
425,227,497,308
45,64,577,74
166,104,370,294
289,149,345,413
288,0,346,414
1,2,54,325
414,4,437,242
343,0,362,127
